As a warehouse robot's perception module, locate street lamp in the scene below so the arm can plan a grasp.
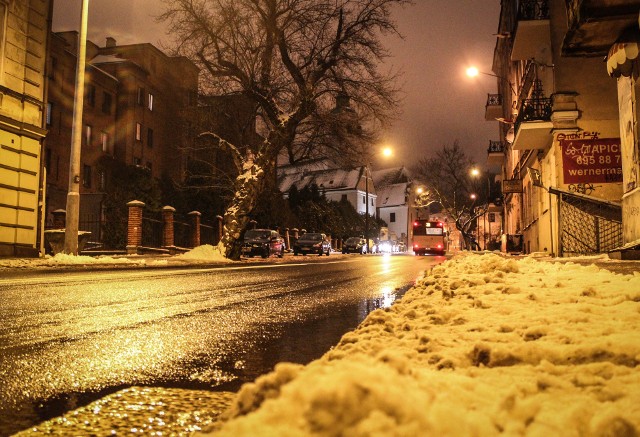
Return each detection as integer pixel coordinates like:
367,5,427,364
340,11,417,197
64,0,90,255
465,65,516,96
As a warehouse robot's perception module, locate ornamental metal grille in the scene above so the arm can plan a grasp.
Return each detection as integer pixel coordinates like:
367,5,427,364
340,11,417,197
552,189,622,256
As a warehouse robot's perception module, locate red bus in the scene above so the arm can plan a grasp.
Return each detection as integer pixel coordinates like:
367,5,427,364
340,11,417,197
412,220,447,255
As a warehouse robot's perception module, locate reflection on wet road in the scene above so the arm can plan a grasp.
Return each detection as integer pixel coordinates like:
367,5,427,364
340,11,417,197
0,254,443,434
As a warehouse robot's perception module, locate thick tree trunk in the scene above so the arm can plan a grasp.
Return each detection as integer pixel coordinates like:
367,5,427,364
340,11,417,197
216,155,269,260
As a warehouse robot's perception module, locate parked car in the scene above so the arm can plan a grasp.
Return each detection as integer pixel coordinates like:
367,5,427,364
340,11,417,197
293,232,331,256
241,229,285,258
342,237,367,254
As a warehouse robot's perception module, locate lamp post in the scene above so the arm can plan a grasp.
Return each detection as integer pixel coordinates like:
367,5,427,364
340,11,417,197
365,164,370,252
64,0,89,255
466,66,516,95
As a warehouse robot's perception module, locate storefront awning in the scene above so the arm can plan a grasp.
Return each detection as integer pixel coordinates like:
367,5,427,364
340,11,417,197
607,27,640,78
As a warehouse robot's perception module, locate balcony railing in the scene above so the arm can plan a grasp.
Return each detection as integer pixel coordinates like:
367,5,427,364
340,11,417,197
515,97,552,133
488,141,505,154
518,0,549,21
486,94,502,107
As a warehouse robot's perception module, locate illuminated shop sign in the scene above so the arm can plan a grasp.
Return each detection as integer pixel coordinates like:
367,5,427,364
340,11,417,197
560,138,622,184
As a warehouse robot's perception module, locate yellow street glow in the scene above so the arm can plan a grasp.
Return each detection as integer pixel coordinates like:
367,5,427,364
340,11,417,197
382,147,393,157
466,66,479,77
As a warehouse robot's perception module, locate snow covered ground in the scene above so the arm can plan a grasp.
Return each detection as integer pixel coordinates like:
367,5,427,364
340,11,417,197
200,252,640,436
5,251,640,436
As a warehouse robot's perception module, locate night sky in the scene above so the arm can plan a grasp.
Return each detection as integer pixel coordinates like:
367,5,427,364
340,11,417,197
53,0,500,169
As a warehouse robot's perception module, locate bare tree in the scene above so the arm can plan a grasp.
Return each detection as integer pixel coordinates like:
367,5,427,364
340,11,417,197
412,141,487,249
160,0,407,259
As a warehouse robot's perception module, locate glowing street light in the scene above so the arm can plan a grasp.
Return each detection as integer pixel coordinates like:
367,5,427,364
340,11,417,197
466,66,480,78
382,147,393,158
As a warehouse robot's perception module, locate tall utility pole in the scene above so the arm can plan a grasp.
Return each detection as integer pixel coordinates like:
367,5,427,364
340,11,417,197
64,0,89,254
364,164,369,252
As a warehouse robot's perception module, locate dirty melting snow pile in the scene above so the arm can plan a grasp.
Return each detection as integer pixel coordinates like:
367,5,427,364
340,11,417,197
204,253,640,436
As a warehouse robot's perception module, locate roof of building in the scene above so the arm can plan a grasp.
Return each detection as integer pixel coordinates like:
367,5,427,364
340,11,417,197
372,166,412,187
279,167,364,194
377,183,408,208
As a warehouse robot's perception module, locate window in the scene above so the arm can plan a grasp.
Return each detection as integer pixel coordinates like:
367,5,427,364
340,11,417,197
135,123,141,141
82,164,92,188
137,87,145,105
86,84,96,107
390,212,396,223
99,170,106,190
101,132,109,153
102,92,112,114
341,194,347,202
362,195,365,204
371,198,374,206
49,57,57,81
147,128,153,147
488,213,496,223
46,102,52,125
85,124,92,145
44,148,52,174
148,93,154,111
0,4,5,74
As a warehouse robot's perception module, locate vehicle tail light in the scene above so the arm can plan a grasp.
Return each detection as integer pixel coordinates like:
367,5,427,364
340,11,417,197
437,244,443,249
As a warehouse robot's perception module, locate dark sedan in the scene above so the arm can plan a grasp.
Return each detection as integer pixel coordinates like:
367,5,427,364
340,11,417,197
241,229,285,258
342,237,367,254
293,232,331,256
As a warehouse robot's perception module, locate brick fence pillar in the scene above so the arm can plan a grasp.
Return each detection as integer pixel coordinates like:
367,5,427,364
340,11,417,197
285,228,290,251
51,209,66,229
216,215,223,244
127,200,145,254
188,211,201,248
162,205,176,248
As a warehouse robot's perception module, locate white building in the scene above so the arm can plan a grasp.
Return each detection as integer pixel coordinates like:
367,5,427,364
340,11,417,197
278,159,376,217
372,167,418,247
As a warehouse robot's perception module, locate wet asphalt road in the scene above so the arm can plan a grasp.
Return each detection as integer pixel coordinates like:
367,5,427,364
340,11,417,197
0,253,444,435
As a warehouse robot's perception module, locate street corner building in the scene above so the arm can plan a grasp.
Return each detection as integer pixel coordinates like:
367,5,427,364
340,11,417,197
0,0,51,257
483,0,640,259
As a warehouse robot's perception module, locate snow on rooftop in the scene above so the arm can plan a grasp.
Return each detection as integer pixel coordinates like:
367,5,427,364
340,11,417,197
203,252,640,436
377,183,407,207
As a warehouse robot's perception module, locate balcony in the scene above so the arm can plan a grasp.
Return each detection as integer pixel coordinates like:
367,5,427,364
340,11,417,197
485,94,503,121
512,97,553,150
511,0,551,61
563,0,640,56
487,141,505,166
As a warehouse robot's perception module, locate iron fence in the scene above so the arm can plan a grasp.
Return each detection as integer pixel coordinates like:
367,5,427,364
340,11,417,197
201,221,217,245
551,188,623,256
518,0,549,20
142,211,163,248
174,214,192,248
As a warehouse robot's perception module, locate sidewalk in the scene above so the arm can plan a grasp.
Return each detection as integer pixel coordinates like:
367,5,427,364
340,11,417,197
200,252,639,436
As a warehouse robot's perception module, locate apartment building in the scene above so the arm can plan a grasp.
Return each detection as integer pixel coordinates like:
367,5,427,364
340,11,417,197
44,32,118,223
0,0,52,257
485,0,626,256
44,33,199,229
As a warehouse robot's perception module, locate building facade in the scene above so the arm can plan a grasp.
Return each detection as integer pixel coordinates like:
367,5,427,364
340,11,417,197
373,167,418,248
486,0,625,256
43,33,199,237
0,0,52,256
278,159,378,217
563,0,640,251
